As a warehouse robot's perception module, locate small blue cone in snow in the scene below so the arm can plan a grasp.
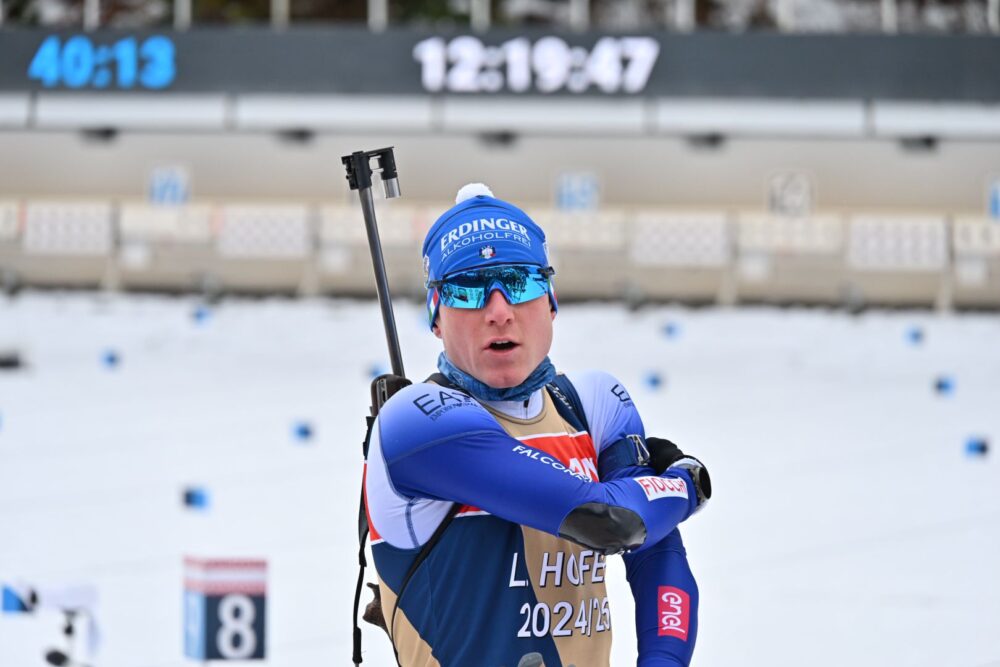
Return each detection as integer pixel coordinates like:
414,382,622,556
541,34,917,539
293,421,314,442
905,326,924,345
182,487,210,511
368,363,388,379
102,350,120,369
1,585,31,613
965,436,989,458
662,322,681,339
933,375,954,396
192,305,212,325
644,371,664,390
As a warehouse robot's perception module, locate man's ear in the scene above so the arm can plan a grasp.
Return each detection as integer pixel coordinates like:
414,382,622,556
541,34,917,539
432,322,443,339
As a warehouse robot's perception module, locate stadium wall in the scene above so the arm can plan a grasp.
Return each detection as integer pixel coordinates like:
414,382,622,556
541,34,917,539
2,198,999,310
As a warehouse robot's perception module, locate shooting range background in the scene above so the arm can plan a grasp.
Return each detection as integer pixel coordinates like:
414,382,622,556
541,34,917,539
2,15,1000,667
1,291,998,666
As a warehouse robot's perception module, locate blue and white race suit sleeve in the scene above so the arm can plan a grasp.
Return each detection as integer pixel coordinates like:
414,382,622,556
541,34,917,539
569,370,700,667
375,381,699,557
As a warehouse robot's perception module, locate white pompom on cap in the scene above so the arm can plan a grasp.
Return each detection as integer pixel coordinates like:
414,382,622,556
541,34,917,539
455,183,494,204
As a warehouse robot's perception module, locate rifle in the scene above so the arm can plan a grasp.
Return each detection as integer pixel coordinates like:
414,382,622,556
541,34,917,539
342,148,411,665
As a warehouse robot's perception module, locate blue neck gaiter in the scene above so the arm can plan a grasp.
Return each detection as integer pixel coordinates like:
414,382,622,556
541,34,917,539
437,352,556,402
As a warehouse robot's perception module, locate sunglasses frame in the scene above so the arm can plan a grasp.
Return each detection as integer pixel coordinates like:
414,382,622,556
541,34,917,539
429,264,556,309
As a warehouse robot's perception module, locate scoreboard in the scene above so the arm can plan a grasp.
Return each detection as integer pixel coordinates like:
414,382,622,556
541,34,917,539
0,28,998,100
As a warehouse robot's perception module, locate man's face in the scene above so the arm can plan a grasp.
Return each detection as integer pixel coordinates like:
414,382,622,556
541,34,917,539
434,289,555,389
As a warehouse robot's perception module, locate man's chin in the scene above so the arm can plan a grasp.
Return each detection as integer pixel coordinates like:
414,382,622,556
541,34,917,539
483,371,529,391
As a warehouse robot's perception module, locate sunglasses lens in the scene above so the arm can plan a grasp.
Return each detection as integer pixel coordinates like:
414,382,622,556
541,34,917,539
437,265,551,309
439,281,484,308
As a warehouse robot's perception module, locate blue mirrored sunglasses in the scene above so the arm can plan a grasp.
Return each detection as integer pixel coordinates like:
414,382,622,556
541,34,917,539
431,264,556,310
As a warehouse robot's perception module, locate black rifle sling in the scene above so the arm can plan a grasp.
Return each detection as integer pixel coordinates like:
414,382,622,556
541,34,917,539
352,415,375,665
387,502,461,665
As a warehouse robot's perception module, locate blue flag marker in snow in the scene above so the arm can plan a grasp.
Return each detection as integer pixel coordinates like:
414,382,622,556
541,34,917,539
183,487,210,511
191,305,212,325
662,322,681,339
102,350,120,369
934,376,955,396
965,436,989,458
292,421,313,442
2,585,31,613
644,371,664,390
905,326,924,345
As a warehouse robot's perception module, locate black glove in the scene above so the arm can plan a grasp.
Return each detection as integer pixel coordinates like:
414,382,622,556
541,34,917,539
646,436,686,473
646,437,712,512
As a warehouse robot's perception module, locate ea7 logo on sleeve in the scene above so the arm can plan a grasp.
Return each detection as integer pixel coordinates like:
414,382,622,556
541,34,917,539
634,476,687,501
412,389,475,420
657,586,690,639
610,384,632,404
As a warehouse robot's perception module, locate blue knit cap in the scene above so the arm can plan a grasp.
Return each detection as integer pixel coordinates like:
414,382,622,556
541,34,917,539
422,184,556,328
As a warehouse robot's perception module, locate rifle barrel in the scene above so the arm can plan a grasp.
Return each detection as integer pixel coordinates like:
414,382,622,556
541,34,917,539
359,186,406,378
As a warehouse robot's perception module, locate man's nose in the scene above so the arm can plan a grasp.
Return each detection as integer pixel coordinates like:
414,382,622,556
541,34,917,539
483,288,514,325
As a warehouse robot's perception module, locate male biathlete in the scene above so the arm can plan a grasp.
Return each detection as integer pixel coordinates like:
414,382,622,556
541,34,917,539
364,184,712,667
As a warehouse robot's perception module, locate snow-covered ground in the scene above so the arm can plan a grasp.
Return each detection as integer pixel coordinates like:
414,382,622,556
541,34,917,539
1,292,998,667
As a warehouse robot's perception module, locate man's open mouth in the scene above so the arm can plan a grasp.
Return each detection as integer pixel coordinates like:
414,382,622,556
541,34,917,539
488,340,517,351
